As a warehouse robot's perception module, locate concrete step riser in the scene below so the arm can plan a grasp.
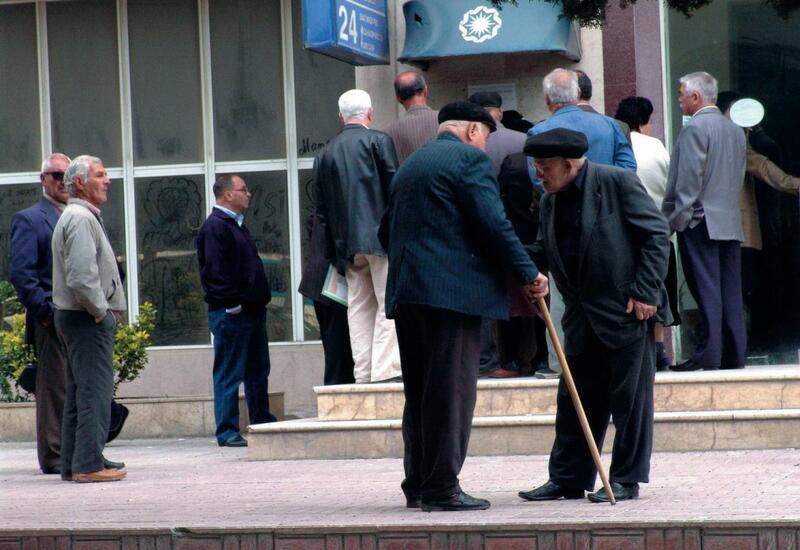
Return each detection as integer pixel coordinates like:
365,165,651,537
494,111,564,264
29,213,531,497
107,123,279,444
317,380,800,420
248,416,800,460
0,393,284,442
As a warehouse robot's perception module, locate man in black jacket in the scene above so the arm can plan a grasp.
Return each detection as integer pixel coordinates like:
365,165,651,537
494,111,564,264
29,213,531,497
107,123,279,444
197,174,277,447
314,89,400,384
384,102,548,512
518,129,670,503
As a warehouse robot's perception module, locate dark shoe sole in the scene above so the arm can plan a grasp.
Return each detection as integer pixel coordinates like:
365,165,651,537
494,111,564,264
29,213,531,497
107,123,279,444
518,490,584,501
421,502,490,512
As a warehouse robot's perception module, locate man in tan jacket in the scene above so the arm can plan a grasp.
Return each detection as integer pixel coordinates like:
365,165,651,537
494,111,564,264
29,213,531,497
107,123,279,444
52,155,127,483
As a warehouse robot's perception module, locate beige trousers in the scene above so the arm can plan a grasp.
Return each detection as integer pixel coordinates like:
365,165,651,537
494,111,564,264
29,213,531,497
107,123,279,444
345,254,401,383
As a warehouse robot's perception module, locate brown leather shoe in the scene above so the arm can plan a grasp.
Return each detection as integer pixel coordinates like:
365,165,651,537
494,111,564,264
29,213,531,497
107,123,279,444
73,468,127,483
489,367,519,378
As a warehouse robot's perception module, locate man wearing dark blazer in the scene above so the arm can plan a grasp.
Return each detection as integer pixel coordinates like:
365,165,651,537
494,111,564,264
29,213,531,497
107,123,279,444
663,71,747,371
10,153,71,474
384,102,548,512
518,129,671,503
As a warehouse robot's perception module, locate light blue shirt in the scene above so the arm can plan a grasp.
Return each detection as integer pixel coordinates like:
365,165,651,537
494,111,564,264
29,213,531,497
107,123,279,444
213,205,244,227
527,105,637,189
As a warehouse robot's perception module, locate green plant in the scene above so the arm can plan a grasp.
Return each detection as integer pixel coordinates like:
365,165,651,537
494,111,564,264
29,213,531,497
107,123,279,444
113,302,156,391
0,313,34,403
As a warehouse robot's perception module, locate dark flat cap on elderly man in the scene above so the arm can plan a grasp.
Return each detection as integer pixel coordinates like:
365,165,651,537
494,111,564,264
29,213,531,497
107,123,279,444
438,101,497,133
468,91,503,109
524,128,588,159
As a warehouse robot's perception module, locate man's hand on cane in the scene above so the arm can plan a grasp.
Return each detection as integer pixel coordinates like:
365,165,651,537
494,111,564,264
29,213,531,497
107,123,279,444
524,272,549,303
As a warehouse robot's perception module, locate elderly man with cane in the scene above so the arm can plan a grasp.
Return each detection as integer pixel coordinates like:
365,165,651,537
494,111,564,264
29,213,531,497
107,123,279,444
518,128,671,503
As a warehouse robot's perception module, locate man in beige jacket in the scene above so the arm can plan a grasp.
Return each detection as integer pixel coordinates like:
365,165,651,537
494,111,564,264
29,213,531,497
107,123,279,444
52,155,127,483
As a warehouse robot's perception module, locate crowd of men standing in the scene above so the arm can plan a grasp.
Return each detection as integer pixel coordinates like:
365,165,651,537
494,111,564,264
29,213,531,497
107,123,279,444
10,63,798,503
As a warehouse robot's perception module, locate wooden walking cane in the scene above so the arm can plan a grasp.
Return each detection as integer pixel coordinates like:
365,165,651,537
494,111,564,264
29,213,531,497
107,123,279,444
536,297,616,505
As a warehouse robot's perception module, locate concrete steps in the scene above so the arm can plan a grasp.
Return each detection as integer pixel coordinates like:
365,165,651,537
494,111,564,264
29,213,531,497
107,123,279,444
248,367,800,460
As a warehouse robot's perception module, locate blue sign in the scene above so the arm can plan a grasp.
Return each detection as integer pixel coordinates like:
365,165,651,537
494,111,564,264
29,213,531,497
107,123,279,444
302,0,390,66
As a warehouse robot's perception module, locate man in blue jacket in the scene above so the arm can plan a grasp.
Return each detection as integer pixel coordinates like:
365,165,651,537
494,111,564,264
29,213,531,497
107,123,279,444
384,102,549,512
197,174,277,447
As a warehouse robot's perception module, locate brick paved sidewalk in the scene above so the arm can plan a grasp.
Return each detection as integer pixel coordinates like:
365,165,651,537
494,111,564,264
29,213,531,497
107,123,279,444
3,438,800,531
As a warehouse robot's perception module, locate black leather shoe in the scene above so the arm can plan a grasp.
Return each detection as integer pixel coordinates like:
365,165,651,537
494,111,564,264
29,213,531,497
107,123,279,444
587,482,639,503
519,480,584,501
421,490,490,512
670,359,706,372
218,434,248,447
103,456,126,470
42,465,61,475
406,496,421,508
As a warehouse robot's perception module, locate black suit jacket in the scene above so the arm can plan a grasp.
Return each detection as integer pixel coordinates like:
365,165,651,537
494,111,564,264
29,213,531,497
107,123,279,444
10,198,61,326
384,132,538,320
313,124,398,274
529,161,671,353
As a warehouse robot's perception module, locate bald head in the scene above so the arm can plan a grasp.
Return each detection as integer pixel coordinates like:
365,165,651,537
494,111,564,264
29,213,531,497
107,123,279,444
394,70,428,109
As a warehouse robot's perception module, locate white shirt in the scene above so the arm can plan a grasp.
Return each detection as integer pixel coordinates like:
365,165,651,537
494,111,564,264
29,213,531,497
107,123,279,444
631,131,670,208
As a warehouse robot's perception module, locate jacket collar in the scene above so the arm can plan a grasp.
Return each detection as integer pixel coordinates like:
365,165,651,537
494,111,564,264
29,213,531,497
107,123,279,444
36,196,61,230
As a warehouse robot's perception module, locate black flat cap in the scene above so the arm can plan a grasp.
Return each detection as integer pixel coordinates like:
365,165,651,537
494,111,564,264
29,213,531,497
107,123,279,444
468,91,503,109
438,101,497,132
524,128,588,159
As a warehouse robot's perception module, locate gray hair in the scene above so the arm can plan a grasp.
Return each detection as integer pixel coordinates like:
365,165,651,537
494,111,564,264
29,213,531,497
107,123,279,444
680,71,718,104
438,120,471,133
41,152,71,174
338,89,372,119
543,68,579,107
65,155,102,197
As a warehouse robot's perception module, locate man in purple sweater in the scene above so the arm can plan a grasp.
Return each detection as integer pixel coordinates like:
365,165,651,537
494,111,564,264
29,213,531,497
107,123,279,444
197,174,277,447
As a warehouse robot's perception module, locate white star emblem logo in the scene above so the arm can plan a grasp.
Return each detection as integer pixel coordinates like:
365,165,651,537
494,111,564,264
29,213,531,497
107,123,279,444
459,6,503,44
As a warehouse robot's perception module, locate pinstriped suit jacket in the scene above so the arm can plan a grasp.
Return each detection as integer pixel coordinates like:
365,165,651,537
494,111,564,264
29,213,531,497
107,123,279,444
383,105,440,164
384,132,539,320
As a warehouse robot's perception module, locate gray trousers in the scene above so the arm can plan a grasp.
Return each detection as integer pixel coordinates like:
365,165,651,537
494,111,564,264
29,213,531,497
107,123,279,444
55,310,116,475
32,319,66,472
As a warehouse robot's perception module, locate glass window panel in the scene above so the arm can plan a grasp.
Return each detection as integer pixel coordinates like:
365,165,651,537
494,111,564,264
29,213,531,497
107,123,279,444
666,0,800,364
104,178,127,281
298,168,320,340
0,4,40,172
128,0,203,165
0,184,42,280
47,1,122,166
209,0,286,161
135,175,208,346
292,0,355,158
217,171,291,342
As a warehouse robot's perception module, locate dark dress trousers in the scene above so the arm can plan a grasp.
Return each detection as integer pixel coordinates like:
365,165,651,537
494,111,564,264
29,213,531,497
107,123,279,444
298,210,354,385
528,161,671,491
384,132,539,501
9,198,66,473
197,209,276,444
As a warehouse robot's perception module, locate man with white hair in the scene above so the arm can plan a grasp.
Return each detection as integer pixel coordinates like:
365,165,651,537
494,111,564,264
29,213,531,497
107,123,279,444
51,155,127,483
663,71,747,371
313,89,401,383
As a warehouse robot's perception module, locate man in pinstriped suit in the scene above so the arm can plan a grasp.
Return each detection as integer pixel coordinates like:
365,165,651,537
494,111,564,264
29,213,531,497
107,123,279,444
384,70,440,165
383,101,548,512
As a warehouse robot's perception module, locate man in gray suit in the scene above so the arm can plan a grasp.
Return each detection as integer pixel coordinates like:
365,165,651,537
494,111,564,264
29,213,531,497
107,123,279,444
663,71,747,371
52,155,127,483
468,91,526,174
384,70,439,164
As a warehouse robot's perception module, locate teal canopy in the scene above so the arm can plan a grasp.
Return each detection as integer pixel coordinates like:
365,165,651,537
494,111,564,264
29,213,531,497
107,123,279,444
398,1,581,65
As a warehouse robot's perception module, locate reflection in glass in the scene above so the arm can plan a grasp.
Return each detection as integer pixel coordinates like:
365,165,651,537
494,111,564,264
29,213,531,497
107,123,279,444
291,0,355,158
667,1,800,364
210,0,286,161
135,175,208,345
104,179,127,281
0,184,42,278
298,168,320,340
0,4,40,172
128,0,203,165
48,1,122,166
219,171,292,342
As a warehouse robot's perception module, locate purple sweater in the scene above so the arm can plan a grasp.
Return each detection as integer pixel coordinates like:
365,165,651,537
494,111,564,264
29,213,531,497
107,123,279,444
197,209,271,312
